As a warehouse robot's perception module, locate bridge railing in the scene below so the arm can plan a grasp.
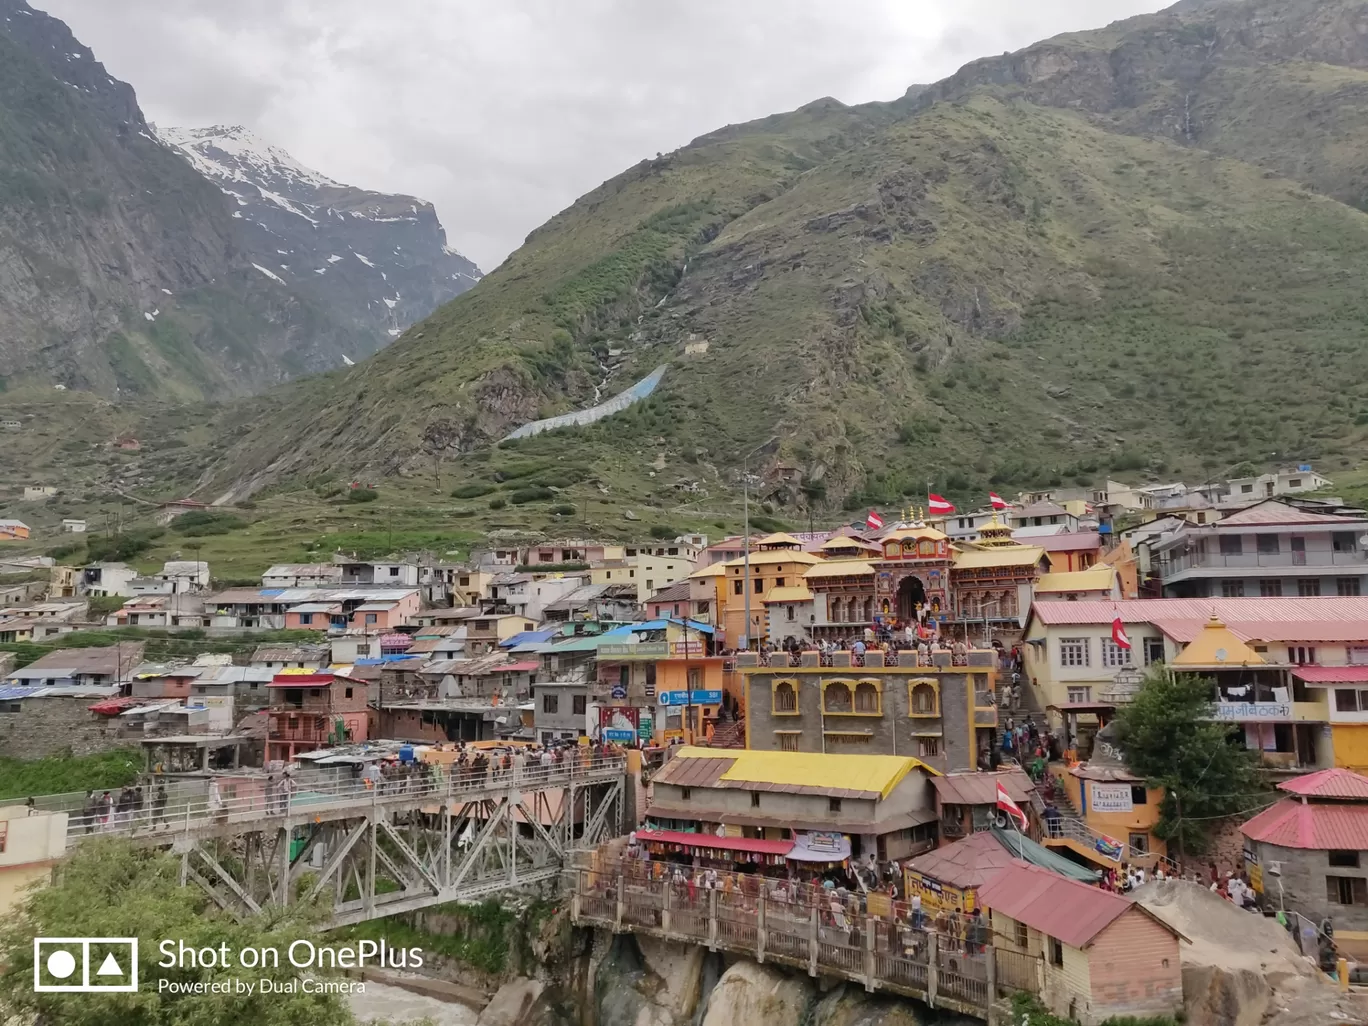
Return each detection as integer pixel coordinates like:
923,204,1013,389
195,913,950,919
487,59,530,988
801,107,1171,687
58,755,625,844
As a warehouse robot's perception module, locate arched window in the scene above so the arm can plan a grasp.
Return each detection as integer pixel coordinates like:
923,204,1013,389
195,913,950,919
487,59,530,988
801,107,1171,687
824,681,853,714
772,680,798,714
909,680,939,716
830,597,843,624
862,597,874,622
854,680,881,714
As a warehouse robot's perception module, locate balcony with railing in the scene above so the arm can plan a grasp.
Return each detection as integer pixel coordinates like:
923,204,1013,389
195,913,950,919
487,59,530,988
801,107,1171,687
1159,546,1365,579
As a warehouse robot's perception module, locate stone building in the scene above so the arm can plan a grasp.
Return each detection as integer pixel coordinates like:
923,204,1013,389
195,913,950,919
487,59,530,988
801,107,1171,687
0,689,123,759
1241,767,1368,957
737,649,998,772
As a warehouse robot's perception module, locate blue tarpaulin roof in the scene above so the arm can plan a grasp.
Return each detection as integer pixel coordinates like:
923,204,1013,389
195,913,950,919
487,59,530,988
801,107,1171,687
500,629,558,649
631,618,715,635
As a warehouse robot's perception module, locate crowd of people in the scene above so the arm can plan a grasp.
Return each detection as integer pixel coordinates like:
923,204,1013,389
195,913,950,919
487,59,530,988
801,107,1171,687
77,782,169,831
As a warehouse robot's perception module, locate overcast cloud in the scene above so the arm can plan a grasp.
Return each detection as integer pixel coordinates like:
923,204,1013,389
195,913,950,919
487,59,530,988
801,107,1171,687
40,0,1166,271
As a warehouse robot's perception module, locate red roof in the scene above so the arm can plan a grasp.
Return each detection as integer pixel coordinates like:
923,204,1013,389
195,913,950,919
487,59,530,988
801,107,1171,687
1277,768,1368,799
1241,798,1368,849
636,829,794,857
977,862,1172,948
267,673,337,687
498,661,540,673
88,696,141,715
1294,666,1368,684
931,768,1035,807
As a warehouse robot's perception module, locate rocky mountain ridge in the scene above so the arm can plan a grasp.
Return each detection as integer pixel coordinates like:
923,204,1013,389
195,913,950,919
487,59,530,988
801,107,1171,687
155,124,481,359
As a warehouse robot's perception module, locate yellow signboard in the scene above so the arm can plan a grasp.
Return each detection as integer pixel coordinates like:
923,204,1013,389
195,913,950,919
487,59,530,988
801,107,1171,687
1249,863,1264,894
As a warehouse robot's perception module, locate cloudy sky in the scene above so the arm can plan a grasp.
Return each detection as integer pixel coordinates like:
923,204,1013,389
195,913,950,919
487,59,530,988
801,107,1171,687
42,0,1167,271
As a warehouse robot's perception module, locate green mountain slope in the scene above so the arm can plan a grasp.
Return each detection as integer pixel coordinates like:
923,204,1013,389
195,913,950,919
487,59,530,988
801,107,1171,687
136,0,1368,512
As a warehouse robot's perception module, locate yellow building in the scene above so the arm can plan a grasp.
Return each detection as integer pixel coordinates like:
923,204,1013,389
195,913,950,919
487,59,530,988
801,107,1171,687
717,533,821,647
0,807,66,916
686,561,728,625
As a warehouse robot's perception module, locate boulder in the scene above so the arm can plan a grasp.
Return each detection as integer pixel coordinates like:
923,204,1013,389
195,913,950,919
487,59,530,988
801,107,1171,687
699,961,813,1026
810,981,931,1026
478,977,552,1026
1180,964,1270,1026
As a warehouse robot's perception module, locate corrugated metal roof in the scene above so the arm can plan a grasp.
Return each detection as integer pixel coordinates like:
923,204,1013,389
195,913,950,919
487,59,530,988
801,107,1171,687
1277,768,1368,799
954,547,1045,570
762,586,813,603
976,862,1170,948
1218,501,1363,526
1034,567,1116,593
663,746,934,798
1031,598,1368,642
906,829,1099,889
1293,666,1368,684
1038,532,1103,552
931,769,1035,807
1241,798,1368,849
804,560,875,579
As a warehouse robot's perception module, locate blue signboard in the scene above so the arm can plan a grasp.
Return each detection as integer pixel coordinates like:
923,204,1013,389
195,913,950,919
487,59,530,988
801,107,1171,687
658,690,723,707
604,729,635,742
610,684,627,700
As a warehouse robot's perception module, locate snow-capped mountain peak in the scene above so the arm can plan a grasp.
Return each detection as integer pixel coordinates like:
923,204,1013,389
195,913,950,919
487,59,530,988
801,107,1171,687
154,124,339,192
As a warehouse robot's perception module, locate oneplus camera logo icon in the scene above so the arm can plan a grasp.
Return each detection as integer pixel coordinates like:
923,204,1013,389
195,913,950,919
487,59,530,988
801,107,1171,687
34,937,138,992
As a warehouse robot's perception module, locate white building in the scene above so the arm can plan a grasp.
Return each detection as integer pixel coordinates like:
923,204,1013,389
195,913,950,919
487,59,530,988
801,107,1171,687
1226,468,1332,502
61,519,86,533
262,564,343,588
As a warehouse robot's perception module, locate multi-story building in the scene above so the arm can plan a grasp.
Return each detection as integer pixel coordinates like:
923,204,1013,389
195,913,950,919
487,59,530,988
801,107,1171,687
262,564,343,588
265,671,368,762
1225,467,1333,502
738,648,998,771
595,619,727,743
716,534,822,647
1146,499,1368,599
335,559,420,587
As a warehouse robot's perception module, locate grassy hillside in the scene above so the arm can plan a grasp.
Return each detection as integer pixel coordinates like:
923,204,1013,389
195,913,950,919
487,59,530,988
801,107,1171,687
14,0,1368,526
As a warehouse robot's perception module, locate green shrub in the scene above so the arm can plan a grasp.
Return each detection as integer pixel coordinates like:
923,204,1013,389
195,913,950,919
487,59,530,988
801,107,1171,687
345,488,378,503
550,503,577,516
649,525,677,539
489,497,508,510
451,483,496,499
171,510,247,536
86,529,163,563
509,486,554,504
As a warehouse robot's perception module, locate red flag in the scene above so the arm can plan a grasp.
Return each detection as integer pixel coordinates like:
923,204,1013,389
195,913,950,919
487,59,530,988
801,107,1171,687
989,492,1008,510
1112,616,1131,650
928,494,955,515
996,782,1029,830
866,510,885,531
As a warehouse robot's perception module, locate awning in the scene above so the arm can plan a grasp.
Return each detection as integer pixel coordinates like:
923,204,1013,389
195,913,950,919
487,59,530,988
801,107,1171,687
1294,666,1368,684
788,831,852,863
88,696,141,715
636,829,793,857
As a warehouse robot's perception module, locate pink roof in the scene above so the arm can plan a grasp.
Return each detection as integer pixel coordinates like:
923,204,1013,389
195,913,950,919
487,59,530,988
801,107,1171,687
636,829,793,857
1294,666,1368,684
498,661,540,673
1039,533,1102,552
976,861,1172,948
1277,768,1368,799
1241,799,1368,849
1032,598,1368,644
1218,501,1363,526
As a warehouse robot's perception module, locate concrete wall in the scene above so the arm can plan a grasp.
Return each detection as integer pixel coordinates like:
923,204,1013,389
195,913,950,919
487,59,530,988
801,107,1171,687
1253,839,1368,943
0,698,122,759
1086,910,1183,1022
743,664,992,772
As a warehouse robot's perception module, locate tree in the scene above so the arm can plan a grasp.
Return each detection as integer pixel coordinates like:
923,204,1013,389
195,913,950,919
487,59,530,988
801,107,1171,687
0,840,356,1026
1114,668,1264,857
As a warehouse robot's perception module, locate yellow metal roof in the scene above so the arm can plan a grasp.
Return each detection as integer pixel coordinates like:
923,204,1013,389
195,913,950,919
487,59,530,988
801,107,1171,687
1172,616,1266,668
762,585,813,603
688,562,728,578
881,526,948,543
804,560,875,579
672,746,938,797
821,536,879,551
1035,566,1116,593
757,531,804,549
723,549,822,568
953,546,1046,569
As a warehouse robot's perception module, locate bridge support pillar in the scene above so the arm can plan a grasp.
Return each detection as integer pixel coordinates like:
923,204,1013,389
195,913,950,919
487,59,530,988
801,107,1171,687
985,944,998,1025
863,915,876,992
808,906,819,977
661,878,672,933
278,825,290,907
707,889,718,951
614,873,625,931
755,892,766,963
926,932,938,1008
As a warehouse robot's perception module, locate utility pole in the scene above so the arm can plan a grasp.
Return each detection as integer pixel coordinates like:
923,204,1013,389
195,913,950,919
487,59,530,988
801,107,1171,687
740,442,768,652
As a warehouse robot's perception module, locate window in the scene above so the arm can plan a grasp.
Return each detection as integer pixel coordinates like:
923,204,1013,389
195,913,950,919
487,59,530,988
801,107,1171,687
1220,535,1243,555
775,577,785,589
298,613,313,625
1014,921,1029,949
1101,639,1128,667
1327,876,1368,905
573,694,587,715
917,737,940,757
778,733,800,752
1221,580,1245,598
1143,637,1165,666
309,688,320,697
753,578,763,592
1241,483,1253,494
1059,638,1089,667
787,605,796,621
1339,579,1363,597
1049,936,1064,967
680,788,691,801
854,681,880,714
629,570,635,578
1130,786,1149,805
1261,580,1283,597
1330,851,1361,868
365,613,378,624
1335,690,1364,713
1257,535,1280,555
1129,832,1150,855
829,797,842,813
824,682,853,714
751,792,761,808
909,681,939,716
1066,686,1092,705
389,566,399,577
1292,646,1318,666
1290,478,1303,489
1334,532,1358,554
1299,579,1321,597
344,687,353,699
459,576,470,587
733,580,743,595
773,681,798,713
543,694,559,714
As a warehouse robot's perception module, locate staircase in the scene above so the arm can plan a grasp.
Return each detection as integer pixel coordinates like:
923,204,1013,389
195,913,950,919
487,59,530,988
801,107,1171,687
706,720,746,749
